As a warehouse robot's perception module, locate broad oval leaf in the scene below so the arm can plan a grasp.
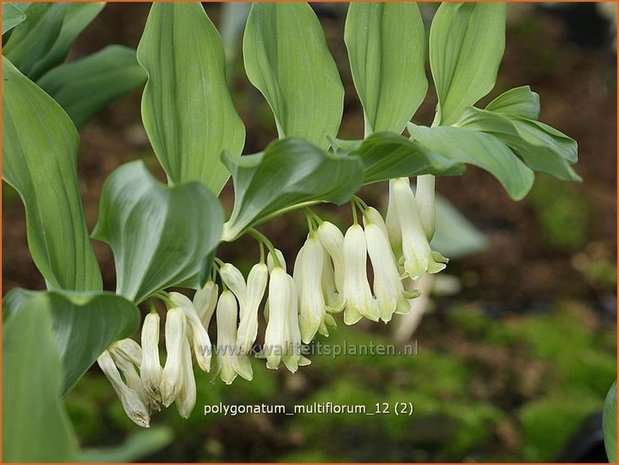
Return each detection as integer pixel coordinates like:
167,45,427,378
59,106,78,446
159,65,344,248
243,2,344,149
457,107,580,181
2,57,102,291
345,2,427,135
222,138,364,241
603,381,617,462
485,85,540,120
3,288,140,396
3,297,77,462
137,2,245,194
4,3,104,81
429,3,506,125
92,160,224,303
38,45,147,129
350,132,465,184
408,123,534,200
2,3,30,35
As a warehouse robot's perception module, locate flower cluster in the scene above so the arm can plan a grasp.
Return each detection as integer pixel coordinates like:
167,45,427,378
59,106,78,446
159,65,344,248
99,176,447,426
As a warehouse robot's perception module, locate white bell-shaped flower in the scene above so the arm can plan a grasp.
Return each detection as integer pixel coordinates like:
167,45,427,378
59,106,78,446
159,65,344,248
321,247,345,314
160,307,186,407
170,292,212,372
294,236,327,343
237,263,268,354
316,221,345,294
264,267,292,369
393,177,447,280
342,224,380,324
363,210,412,323
386,179,403,257
109,344,159,412
193,280,218,328
415,175,436,240
216,290,253,384
283,274,311,371
98,350,150,428
140,312,162,401
175,337,196,419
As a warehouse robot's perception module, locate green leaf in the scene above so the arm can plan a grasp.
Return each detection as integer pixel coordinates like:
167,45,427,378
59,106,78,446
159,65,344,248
350,132,465,184
3,296,77,462
3,288,140,396
38,45,147,129
4,3,105,81
456,107,580,181
485,85,540,120
92,160,224,303
222,138,364,241
80,427,173,462
137,3,244,194
429,3,506,125
603,381,617,462
243,3,344,149
344,3,427,135
2,57,102,291
2,3,30,35
408,123,534,200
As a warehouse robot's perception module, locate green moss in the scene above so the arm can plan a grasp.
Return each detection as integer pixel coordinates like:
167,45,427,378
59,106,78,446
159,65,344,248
529,176,590,251
518,390,603,461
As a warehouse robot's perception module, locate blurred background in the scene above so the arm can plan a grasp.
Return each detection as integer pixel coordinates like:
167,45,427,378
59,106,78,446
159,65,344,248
2,2,617,462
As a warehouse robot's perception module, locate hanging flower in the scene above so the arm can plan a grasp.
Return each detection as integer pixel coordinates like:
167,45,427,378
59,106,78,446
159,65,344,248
363,208,417,322
294,235,328,343
415,174,436,240
220,263,247,310
170,292,212,372
160,307,186,406
392,177,447,279
316,221,345,294
174,337,196,419
216,290,253,384
193,280,218,328
97,350,150,428
342,224,380,324
140,312,163,401
237,262,268,354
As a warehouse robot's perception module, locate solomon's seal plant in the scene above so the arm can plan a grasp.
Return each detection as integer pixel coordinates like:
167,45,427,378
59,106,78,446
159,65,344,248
2,2,579,459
